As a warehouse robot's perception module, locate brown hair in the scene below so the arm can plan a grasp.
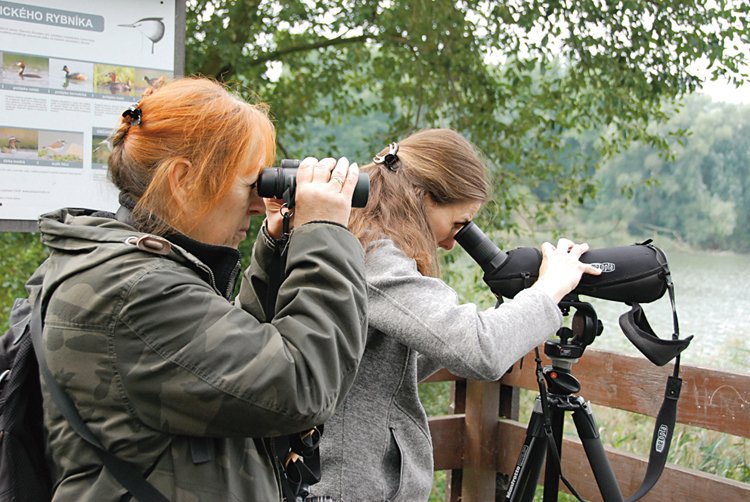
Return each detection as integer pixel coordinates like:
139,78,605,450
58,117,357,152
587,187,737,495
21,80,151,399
349,128,490,276
108,77,276,235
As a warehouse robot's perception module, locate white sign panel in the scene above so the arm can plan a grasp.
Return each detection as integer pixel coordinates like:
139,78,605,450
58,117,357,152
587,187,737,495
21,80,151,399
0,0,179,224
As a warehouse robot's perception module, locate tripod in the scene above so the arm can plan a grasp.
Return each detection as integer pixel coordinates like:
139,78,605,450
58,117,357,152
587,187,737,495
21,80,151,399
504,300,625,502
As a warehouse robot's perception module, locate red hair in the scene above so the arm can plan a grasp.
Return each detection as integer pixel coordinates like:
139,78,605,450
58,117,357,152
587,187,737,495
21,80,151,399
108,77,276,234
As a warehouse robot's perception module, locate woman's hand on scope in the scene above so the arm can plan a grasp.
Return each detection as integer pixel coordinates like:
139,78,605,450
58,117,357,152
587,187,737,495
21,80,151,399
294,157,359,228
262,157,360,238
532,238,602,304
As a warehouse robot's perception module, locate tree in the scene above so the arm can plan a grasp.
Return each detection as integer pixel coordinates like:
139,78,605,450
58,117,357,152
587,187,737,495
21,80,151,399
186,0,750,232
572,96,750,252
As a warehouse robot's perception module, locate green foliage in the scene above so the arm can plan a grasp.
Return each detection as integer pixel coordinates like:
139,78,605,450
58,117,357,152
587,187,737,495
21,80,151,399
186,0,750,234
0,232,47,329
571,96,750,252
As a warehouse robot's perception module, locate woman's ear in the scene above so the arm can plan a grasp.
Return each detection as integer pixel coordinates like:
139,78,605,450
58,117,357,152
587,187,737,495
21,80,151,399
166,158,193,211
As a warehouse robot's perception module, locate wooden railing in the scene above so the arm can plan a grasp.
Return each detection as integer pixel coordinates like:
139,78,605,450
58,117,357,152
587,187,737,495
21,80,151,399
425,347,750,501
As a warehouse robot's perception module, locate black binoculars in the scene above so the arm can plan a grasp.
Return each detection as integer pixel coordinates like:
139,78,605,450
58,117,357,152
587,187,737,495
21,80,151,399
257,159,370,207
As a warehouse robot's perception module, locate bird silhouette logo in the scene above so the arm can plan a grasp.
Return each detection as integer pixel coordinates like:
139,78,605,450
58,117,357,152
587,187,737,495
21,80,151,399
118,17,165,54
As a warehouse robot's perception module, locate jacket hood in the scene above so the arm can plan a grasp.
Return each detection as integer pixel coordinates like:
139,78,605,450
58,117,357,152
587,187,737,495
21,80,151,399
39,208,144,253
34,208,220,297
37,208,243,299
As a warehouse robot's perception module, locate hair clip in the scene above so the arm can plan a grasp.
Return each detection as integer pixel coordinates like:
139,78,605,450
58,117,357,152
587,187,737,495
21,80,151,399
122,104,142,126
373,142,400,172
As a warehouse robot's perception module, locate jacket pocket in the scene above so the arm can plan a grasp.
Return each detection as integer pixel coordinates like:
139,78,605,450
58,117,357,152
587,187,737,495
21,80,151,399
383,426,405,501
383,413,434,502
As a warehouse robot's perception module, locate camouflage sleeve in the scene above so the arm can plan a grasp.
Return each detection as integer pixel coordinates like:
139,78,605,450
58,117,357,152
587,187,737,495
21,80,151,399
235,222,277,320
115,222,367,438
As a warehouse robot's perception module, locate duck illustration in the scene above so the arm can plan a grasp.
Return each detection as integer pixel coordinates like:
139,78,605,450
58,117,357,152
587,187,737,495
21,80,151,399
16,61,42,79
62,65,87,80
106,72,132,94
143,75,165,89
43,139,67,157
1,136,21,153
118,17,165,54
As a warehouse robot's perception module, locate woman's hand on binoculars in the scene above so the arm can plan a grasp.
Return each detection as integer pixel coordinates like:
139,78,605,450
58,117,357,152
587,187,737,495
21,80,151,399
294,157,360,228
533,238,602,304
263,196,286,239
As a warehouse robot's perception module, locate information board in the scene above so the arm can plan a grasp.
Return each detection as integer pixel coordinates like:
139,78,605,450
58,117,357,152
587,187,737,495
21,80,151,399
0,0,184,230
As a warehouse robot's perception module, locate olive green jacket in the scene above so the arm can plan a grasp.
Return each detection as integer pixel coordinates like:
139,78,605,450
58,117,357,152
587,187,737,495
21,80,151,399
31,208,367,501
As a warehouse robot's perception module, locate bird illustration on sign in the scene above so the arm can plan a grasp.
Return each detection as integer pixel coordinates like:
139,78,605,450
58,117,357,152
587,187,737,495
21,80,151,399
62,65,87,81
16,61,42,79
2,136,20,154
118,17,165,54
42,139,67,158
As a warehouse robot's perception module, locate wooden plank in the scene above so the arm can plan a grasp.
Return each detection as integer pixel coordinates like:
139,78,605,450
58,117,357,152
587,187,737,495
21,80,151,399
495,419,750,502
446,469,462,502
447,380,466,501
461,380,502,502
499,384,520,421
498,347,750,438
423,367,460,382
428,415,464,471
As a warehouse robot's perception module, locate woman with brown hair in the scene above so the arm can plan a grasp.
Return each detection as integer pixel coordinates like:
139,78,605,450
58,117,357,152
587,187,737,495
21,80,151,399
32,77,368,501
313,128,600,501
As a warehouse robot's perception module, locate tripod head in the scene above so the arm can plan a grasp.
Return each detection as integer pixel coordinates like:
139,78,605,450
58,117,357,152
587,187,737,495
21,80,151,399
545,298,602,360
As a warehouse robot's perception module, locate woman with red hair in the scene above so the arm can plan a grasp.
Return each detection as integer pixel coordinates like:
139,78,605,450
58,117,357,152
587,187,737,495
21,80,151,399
32,77,367,501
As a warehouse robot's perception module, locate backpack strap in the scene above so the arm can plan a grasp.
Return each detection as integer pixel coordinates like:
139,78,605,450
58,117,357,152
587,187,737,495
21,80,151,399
29,291,169,502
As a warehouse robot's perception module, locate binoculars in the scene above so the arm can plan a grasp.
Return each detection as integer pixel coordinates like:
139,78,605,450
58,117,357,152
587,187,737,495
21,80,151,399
257,159,370,207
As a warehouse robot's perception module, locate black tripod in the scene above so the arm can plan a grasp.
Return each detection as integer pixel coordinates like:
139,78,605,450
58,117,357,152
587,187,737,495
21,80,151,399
504,299,625,502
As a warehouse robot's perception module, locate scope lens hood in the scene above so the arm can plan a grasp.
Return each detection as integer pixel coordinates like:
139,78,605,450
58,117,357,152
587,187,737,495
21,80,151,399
619,303,693,366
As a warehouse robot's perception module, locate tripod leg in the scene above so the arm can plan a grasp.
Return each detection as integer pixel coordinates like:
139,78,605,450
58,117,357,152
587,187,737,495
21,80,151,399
571,398,624,502
542,405,564,502
504,397,548,502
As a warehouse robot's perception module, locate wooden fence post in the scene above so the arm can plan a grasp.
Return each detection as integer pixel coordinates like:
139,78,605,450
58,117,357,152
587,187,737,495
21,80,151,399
460,379,501,501
446,379,466,502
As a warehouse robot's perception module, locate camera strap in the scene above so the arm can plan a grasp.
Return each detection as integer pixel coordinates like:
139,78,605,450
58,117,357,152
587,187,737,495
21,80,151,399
263,210,326,502
623,279,689,501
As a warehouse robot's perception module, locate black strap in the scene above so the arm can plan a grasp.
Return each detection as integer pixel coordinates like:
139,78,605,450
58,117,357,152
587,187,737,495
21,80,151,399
29,292,169,502
624,278,685,501
263,212,325,501
264,212,291,322
625,376,682,501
